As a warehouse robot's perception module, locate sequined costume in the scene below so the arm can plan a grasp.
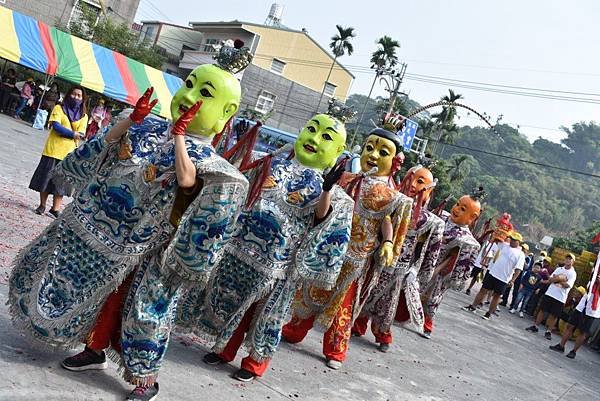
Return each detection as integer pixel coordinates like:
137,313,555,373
355,208,445,341
282,173,412,362
176,157,353,374
422,218,480,332
9,119,248,385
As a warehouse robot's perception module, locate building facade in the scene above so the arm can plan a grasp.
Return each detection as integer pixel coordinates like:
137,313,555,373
178,21,354,134
139,21,204,76
2,0,140,28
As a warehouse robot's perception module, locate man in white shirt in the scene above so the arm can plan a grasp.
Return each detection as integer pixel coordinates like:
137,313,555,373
526,253,577,340
549,264,599,359
463,232,526,320
465,239,500,295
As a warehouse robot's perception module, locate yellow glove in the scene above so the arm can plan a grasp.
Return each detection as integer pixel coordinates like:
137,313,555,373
379,240,394,267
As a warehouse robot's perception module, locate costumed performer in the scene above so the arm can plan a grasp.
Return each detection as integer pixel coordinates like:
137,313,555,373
175,100,355,382
419,187,484,339
282,123,413,369
10,40,252,401
353,162,444,350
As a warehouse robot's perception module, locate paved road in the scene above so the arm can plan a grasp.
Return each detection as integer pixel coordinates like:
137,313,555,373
0,114,598,401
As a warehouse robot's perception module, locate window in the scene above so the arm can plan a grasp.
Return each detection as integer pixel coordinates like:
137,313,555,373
255,91,276,114
203,38,220,53
323,82,337,97
69,0,101,34
270,59,286,74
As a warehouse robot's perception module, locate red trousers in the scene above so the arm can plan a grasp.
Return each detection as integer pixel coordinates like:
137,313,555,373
351,315,393,345
282,281,358,362
216,303,270,377
86,273,134,352
423,314,434,333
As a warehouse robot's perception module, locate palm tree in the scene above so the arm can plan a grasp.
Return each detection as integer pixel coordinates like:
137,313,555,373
370,36,400,68
445,154,473,183
315,25,356,112
351,35,400,147
431,89,463,155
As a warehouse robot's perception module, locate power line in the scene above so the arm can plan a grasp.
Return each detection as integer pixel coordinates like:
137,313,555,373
429,138,600,179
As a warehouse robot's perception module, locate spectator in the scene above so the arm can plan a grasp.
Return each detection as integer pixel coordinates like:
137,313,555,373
510,262,542,317
14,77,35,119
526,254,577,340
85,98,108,139
526,267,550,316
550,273,600,359
463,232,526,320
466,239,500,295
0,68,18,114
501,243,530,307
28,86,88,217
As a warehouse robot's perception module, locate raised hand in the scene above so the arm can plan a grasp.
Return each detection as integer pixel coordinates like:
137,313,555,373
322,158,347,192
172,101,202,136
129,87,158,124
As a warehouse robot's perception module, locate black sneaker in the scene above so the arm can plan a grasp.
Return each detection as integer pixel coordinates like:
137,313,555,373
126,383,159,401
377,343,390,353
462,305,476,313
465,289,471,295
549,344,565,353
61,347,107,371
48,209,60,218
482,312,491,320
34,206,44,215
233,368,256,382
566,350,576,359
525,325,539,333
544,331,552,340
203,352,224,365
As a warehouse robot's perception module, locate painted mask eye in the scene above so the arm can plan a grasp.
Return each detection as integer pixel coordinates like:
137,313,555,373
380,150,389,157
307,126,316,133
322,133,332,141
366,144,374,152
185,80,193,88
200,88,213,98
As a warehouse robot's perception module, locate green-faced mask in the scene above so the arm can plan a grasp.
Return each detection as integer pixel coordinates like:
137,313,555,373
294,114,347,171
170,64,241,137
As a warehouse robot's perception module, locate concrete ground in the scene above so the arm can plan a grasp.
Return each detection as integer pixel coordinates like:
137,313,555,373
0,113,599,401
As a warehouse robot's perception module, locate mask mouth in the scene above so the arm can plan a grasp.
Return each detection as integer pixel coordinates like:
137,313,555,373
178,104,190,114
366,160,378,168
303,144,317,153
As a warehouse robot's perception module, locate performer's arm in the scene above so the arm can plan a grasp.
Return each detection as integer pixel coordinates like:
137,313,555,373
171,101,202,189
173,135,196,188
105,87,157,144
316,162,346,222
379,215,394,266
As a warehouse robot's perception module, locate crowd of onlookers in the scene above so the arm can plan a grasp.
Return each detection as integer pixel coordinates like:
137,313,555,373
463,236,600,360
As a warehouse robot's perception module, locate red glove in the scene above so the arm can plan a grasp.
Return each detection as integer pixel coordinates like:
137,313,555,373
171,101,202,136
129,87,158,124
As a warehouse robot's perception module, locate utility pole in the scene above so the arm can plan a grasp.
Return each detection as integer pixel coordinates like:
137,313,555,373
386,63,407,115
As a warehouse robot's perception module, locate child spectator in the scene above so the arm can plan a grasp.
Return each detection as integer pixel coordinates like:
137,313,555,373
510,262,543,317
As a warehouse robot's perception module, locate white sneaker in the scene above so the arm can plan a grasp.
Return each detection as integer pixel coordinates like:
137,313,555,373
509,309,516,314
326,359,343,370
519,311,524,318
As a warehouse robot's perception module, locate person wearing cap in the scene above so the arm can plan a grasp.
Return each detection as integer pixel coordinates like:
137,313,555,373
526,253,577,340
501,242,531,308
463,231,526,320
550,270,600,358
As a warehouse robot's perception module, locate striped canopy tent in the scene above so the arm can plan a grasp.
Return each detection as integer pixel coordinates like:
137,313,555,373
0,5,182,119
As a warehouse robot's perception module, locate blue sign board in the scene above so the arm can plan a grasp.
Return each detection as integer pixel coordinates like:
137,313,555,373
396,118,419,151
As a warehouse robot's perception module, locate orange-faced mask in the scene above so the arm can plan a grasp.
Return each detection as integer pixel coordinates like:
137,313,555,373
406,167,434,203
450,195,481,226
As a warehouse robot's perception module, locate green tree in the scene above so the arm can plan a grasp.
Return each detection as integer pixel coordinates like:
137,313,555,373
370,36,400,68
316,25,356,111
61,8,166,69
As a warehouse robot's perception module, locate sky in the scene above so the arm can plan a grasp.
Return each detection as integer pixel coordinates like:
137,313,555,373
135,0,600,143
